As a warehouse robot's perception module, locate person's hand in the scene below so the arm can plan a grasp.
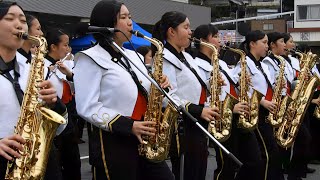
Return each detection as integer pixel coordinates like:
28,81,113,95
233,102,249,115
201,107,220,122
311,98,320,106
38,80,57,105
57,61,73,78
261,99,277,114
160,75,171,89
0,135,25,160
132,121,156,143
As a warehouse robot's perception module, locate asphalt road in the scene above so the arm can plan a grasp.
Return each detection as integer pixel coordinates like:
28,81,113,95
79,128,320,180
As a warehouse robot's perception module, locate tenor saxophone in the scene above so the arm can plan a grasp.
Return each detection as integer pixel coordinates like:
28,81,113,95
190,38,238,142
224,46,263,131
267,54,288,127
5,33,66,180
131,30,179,162
276,52,319,148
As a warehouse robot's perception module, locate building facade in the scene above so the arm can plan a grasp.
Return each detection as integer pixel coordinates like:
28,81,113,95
289,0,320,46
12,0,211,35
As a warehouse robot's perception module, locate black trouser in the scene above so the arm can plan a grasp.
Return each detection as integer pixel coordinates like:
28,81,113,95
213,117,264,180
255,106,284,180
309,97,320,161
77,117,86,139
287,119,312,179
94,129,174,180
54,133,81,180
0,144,63,180
169,117,209,180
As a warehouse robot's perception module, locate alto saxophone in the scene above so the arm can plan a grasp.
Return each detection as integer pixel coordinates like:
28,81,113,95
131,30,179,162
314,98,320,119
267,54,288,127
5,33,66,180
190,38,238,142
276,52,319,148
224,46,263,131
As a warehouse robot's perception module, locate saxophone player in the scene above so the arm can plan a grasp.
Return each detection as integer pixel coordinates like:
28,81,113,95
152,12,220,180
283,34,317,179
193,24,267,180
260,32,288,180
73,1,174,179
0,1,67,179
233,30,276,180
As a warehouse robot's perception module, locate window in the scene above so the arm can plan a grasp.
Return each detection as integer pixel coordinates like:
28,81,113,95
263,24,274,30
298,5,320,21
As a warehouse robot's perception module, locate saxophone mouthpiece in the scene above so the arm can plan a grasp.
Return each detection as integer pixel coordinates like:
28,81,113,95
16,31,29,40
189,37,200,44
130,30,144,38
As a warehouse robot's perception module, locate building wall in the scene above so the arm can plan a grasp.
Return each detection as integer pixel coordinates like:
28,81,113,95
11,0,210,29
294,0,320,28
251,19,286,33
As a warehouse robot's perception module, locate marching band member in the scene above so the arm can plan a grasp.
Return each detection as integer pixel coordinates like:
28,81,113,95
233,30,276,180
283,33,315,180
152,12,220,180
44,28,81,180
260,32,288,180
193,24,263,180
73,1,174,179
0,2,67,179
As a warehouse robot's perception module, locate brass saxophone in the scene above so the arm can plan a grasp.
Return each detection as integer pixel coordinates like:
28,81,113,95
267,54,288,127
6,33,66,180
314,99,320,119
190,38,238,142
131,30,179,162
276,52,319,148
224,46,263,131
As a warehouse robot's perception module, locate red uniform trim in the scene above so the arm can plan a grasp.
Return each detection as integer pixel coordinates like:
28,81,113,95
131,91,148,121
199,86,207,105
287,82,291,95
265,86,273,101
62,80,73,104
230,84,238,99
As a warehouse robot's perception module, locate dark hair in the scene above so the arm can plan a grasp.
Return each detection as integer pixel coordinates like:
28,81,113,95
90,0,123,43
152,11,187,55
193,24,219,49
267,32,284,49
297,44,311,53
136,46,151,57
0,1,24,20
46,28,68,52
25,14,37,29
239,30,266,53
282,33,292,44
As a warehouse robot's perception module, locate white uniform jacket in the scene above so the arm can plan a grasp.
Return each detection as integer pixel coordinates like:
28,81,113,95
195,56,236,101
263,55,294,95
162,48,208,106
73,44,150,133
0,52,67,138
233,55,273,97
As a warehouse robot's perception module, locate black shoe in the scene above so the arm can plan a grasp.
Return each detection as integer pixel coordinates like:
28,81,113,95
76,138,85,144
306,167,316,174
309,160,320,164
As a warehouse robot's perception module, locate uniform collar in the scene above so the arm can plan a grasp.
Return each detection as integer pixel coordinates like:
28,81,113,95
196,52,211,64
268,53,280,65
164,42,186,61
17,48,32,64
45,54,57,65
247,52,263,68
0,56,20,76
